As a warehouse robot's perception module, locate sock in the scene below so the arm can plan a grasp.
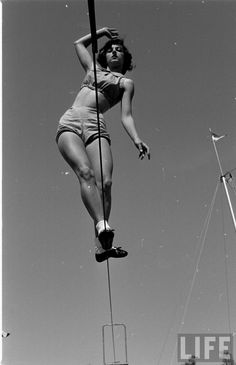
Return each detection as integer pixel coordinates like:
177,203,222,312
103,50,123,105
96,220,111,235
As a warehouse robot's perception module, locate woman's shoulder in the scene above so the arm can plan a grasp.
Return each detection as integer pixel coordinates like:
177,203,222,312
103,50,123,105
121,77,134,91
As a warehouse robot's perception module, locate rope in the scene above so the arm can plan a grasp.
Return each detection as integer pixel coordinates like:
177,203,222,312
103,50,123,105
87,1,116,362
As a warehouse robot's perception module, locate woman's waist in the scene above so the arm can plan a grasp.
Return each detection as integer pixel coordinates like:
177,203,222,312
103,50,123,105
73,87,110,112
69,105,103,117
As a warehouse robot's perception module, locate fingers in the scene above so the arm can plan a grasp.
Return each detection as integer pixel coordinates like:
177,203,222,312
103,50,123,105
138,144,145,159
106,27,119,39
147,147,151,160
138,143,151,160
110,31,119,39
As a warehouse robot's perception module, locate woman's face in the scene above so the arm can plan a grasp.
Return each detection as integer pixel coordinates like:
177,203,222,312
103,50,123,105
105,44,124,71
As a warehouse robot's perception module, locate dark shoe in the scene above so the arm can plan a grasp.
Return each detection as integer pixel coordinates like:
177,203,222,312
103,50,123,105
108,247,128,259
98,229,114,250
95,246,128,263
95,250,110,263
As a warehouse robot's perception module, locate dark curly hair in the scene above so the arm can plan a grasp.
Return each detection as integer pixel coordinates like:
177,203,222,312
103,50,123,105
97,38,133,74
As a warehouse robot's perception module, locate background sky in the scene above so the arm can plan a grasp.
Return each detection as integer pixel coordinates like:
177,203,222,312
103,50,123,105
2,1,236,365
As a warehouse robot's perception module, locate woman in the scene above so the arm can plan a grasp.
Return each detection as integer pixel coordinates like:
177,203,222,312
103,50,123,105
56,27,150,262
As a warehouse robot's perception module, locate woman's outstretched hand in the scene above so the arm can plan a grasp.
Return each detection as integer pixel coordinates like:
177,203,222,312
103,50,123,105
103,27,119,39
135,141,151,160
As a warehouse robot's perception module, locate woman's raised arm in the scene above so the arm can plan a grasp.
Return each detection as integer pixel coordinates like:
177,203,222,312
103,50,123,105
74,27,119,71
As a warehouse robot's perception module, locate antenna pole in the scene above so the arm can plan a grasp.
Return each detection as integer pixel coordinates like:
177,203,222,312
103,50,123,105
211,136,236,232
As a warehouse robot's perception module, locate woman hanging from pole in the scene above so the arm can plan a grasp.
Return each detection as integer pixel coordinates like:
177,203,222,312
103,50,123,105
56,27,150,262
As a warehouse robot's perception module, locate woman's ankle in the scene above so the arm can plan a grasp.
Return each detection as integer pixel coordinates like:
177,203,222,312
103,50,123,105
96,220,111,235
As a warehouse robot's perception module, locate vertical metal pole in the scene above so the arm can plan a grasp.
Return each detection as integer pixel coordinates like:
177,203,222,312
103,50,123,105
106,260,117,363
87,0,107,227
221,176,236,232
123,324,128,364
212,138,236,232
87,0,98,53
87,3,117,363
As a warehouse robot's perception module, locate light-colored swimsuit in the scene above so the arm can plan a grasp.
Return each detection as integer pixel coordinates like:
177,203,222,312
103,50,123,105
56,65,124,146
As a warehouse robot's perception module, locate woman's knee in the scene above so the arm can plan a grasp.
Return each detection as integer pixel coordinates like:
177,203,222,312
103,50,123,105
97,176,112,193
74,165,95,183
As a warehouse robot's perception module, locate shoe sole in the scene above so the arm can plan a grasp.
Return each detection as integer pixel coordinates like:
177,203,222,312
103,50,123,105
95,247,128,263
95,251,110,263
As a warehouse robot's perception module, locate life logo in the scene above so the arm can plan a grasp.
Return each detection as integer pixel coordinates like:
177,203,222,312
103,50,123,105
177,334,233,362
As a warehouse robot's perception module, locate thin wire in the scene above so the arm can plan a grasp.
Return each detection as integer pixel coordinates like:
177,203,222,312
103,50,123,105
156,304,179,365
169,182,219,365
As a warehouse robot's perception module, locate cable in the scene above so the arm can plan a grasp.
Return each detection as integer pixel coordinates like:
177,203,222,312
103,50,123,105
156,304,179,365
169,182,219,365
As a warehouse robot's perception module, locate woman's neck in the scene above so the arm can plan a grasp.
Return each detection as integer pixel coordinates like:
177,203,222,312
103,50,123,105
107,66,123,75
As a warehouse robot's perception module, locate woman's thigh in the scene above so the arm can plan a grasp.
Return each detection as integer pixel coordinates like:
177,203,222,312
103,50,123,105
57,131,91,173
86,137,113,182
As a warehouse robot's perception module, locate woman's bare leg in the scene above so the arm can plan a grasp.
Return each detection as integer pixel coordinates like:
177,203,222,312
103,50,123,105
86,137,114,251
86,137,128,261
86,137,113,222
57,132,104,224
